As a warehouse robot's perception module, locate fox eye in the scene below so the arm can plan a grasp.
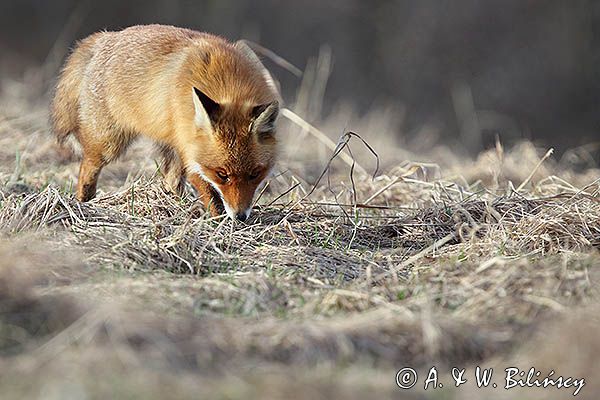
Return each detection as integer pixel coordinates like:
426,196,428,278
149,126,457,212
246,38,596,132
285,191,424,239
248,169,261,180
215,170,229,183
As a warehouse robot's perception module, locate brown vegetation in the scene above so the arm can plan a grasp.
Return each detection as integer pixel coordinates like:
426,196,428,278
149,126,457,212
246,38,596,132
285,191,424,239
0,82,599,399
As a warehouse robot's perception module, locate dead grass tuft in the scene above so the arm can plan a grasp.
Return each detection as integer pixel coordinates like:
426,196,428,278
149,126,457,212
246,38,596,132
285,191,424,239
0,87,599,399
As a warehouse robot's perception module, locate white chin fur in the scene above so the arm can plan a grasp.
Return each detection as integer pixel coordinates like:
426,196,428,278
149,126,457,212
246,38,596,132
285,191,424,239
223,204,251,221
223,202,236,220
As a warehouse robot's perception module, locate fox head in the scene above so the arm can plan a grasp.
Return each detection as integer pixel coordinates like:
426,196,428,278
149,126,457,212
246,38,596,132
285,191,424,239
188,87,279,221
185,40,281,221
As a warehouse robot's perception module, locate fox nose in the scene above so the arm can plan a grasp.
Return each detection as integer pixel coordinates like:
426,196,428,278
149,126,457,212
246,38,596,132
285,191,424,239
236,212,248,222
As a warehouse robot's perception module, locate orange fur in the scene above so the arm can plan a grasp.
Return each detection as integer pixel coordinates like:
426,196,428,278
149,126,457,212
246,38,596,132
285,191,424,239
51,25,280,220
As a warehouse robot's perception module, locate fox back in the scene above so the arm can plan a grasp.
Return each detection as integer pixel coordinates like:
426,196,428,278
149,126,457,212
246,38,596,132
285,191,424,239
51,25,281,220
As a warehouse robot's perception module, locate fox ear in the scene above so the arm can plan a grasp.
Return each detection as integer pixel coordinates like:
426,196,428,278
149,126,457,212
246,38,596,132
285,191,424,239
234,40,282,101
251,100,279,135
192,87,220,131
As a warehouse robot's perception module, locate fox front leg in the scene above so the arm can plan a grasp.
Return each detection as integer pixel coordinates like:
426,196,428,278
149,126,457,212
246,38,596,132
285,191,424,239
157,144,186,196
186,173,224,217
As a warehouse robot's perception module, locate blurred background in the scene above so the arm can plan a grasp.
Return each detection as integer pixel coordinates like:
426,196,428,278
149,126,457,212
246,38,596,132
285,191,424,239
0,0,598,156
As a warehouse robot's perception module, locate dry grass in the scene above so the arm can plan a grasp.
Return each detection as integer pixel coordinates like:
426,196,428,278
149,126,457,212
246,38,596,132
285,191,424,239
0,82,599,399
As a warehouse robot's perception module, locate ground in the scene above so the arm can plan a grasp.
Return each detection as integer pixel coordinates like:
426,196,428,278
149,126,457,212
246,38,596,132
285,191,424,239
0,86,599,399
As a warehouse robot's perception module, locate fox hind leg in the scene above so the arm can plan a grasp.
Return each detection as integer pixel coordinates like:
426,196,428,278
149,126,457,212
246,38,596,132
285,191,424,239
75,127,134,202
76,151,104,202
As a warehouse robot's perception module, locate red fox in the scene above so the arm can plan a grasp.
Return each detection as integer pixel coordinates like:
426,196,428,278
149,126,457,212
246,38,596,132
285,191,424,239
51,24,280,221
